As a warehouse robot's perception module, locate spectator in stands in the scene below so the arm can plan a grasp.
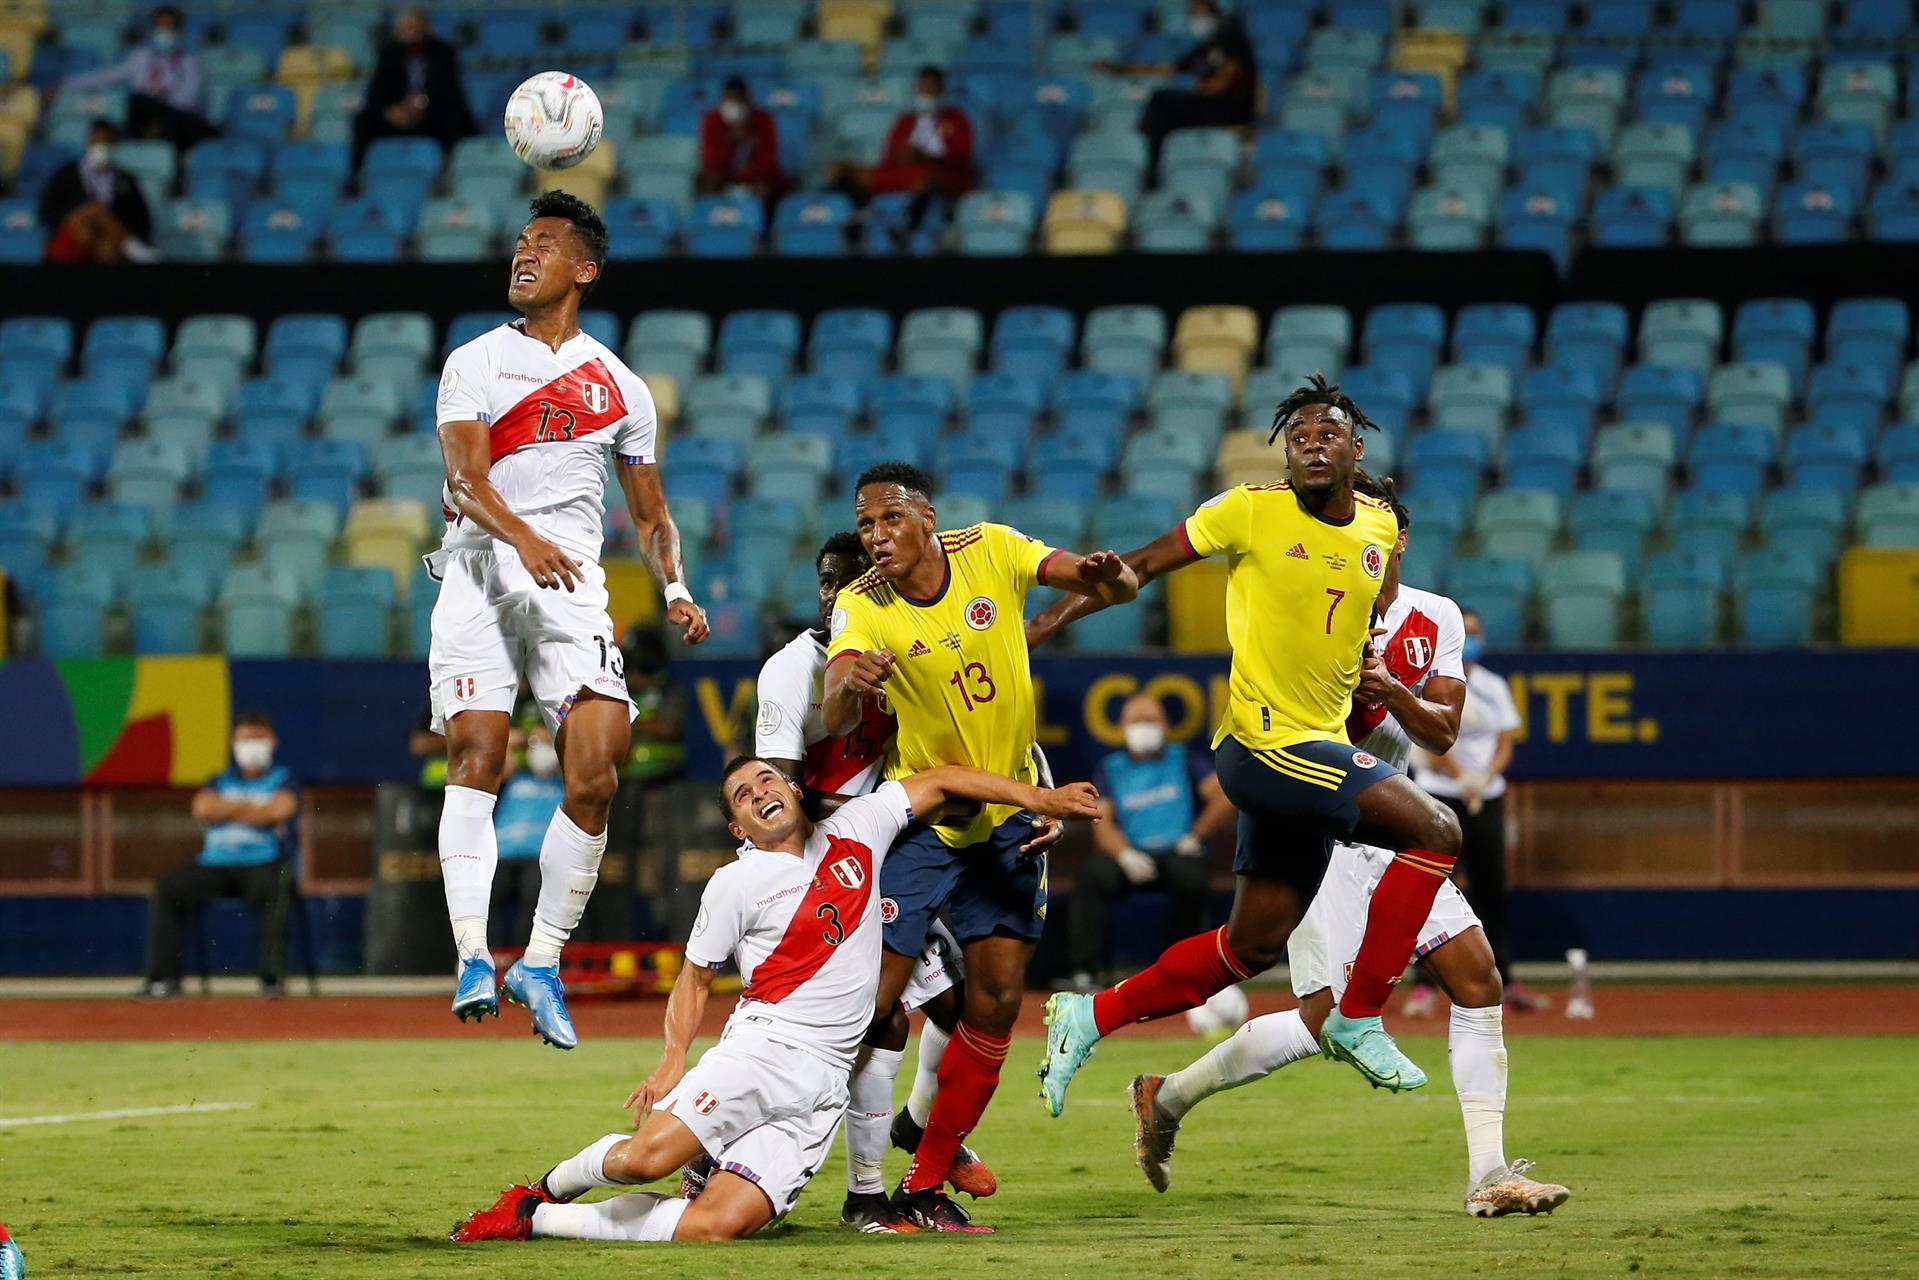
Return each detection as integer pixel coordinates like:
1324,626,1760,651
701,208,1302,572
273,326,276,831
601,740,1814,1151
1410,609,1543,1011
620,627,687,784
490,722,564,948
353,7,478,171
696,76,788,200
36,118,154,264
138,711,300,999
1097,0,1256,172
828,65,974,232
58,5,214,151
1065,693,1235,990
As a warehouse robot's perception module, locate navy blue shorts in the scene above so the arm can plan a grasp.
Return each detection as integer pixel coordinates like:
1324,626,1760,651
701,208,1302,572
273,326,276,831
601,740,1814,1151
1214,735,1400,896
879,813,1048,956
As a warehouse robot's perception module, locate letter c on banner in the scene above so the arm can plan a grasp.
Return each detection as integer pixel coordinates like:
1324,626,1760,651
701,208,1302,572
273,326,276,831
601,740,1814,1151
1083,672,1140,747
1141,673,1205,742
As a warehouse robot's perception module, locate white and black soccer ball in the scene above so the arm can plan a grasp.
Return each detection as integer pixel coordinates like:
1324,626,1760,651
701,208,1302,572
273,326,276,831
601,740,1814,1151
503,71,604,170
1185,984,1250,1038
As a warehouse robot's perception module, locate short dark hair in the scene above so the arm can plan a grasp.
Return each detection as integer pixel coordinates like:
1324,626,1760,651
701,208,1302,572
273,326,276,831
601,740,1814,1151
153,5,184,25
722,75,748,96
718,754,787,808
854,460,935,503
1267,371,1380,447
1352,467,1409,532
527,190,608,295
816,530,870,572
234,709,274,731
88,117,119,139
917,65,946,85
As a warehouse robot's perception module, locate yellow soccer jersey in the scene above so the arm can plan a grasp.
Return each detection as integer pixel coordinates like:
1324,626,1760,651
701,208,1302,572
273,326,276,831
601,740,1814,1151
1181,481,1401,752
828,522,1057,847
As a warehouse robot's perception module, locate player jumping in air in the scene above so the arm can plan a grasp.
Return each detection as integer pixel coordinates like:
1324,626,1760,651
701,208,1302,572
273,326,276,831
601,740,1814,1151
1030,374,1464,1108
752,531,998,1231
1126,474,1572,1217
823,461,1139,1231
450,758,1099,1244
430,191,708,1049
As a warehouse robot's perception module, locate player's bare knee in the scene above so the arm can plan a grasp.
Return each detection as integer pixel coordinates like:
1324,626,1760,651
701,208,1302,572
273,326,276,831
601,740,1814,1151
1423,801,1463,857
677,1201,762,1241
865,1005,909,1051
1223,923,1286,974
562,764,619,823
964,981,1021,1036
445,742,504,792
1454,967,1502,1008
599,1138,655,1184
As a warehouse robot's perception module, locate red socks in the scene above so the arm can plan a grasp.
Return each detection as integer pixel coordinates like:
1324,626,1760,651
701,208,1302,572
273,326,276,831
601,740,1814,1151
1091,925,1255,1037
902,1023,1008,1194
1339,849,1458,1017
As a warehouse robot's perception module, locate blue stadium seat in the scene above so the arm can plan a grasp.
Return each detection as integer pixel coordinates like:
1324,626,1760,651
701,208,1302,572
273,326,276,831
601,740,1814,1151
1591,421,1677,494
1446,556,1532,646
1590,183,1675,247
1642,548,1726,646
1760,488,1850,558
128,562,212,654
1314,189,1394,250
1570,489,1658,574
772,193,854,257
43,564,119,657
1734,547,1822,645
316,566,396,657
686,195,764,258
717,310,802,382
1505,425,1583,496
1732,298,1817,391
1546,301,1631,393
1617,363,1703,435
1082,305,1167,384
1451,303,1536,373
220,564,301,657
1053,371,1141,437
1804,361,1889,433
1877,424,1919,483
1826,298,1908,372
1540,550,1627,647
1228,189,1314,251
1689,422,1775,493
1518,365,1603,436
991,307,1076,383
1407,427,1491,495
965,371,1048,439
1337,366,1416,433
286,439,367,514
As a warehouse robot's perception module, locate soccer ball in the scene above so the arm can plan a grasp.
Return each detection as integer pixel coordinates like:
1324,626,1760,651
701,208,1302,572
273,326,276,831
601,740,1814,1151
1185,984,1251,1039
503,71,603,171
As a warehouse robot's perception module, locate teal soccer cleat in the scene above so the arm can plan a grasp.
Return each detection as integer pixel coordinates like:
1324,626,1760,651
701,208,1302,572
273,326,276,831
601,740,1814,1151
1036,991,1101,1117
1320,1010,1427,1091
0,1220,23,1280
451,955,498,1023
503,959,578,1050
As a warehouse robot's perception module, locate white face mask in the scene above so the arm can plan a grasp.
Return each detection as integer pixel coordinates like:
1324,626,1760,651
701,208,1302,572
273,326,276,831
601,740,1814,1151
1123,722,1166,757
85,142,112,169
526,740,559,777
233,739,274,772
915,93,940,112
719,99,747,126
1189,14,1219,39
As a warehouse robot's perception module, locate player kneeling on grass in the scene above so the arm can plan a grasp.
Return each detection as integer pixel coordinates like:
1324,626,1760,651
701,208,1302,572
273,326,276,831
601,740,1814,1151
452,757,1099,1244
1126,474,1570,1218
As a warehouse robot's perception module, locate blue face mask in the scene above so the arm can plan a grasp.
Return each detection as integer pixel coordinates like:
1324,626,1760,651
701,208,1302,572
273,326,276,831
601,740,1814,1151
1461,634,1485,665
151,27,180,51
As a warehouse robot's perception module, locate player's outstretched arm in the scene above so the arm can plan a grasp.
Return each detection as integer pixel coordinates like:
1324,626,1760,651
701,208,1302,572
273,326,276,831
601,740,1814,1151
1026,527,1200,648
624,957,718,1124
439,419,584,591
1044,548,1143,605
900,765,1102,827
615,457,709,644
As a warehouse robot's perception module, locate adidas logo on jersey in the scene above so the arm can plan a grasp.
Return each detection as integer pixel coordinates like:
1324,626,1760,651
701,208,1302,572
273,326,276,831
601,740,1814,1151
1286,542,1310,559
907,639,932,658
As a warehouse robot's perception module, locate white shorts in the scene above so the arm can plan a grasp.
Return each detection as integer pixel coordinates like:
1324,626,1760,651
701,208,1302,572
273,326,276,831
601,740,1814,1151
899,919,963,1015
425,545,635,734
658,1032,847,1217
1288,841,1482,1001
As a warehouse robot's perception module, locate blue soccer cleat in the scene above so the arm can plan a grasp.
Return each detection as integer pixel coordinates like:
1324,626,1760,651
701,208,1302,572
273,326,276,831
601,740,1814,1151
1036,991,1101,1117
451,955,499,1023
1321,1010,1427,1091
0,1220,23,1280
503,959,577,1050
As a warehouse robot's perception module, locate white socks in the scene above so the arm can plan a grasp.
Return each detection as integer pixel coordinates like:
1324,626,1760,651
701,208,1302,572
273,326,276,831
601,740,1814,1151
846,1045,904,1194
1157,1009,1320,1120
439,785,498,960
905,1021,950,1127
532,1194,689,1242
1449,1004,1509,1184
543,1133,625,1201
525,807,607,968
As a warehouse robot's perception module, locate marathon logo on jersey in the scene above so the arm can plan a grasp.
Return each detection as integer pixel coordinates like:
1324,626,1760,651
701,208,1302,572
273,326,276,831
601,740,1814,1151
964,596,997,630
907,639,932,658
879,897,899,924
829,855,865,890
1286,542,1310,560
1402,634,1433,668
1363,545,1384,578
453,675,477,701
692,1090,720,1115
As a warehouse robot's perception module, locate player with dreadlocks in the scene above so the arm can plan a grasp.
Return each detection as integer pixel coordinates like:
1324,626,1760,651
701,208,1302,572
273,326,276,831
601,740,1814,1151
1027,374,1465,1115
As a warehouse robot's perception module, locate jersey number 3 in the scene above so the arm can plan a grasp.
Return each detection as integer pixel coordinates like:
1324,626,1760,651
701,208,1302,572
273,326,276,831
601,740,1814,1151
816,902,844,946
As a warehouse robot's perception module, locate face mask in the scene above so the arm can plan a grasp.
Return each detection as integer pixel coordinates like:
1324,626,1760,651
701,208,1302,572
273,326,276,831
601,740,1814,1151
85,143,112,169
526,740,559,777
1462,635,1485,666
1123,722,1165,757
151,27,180,51
233,739,274,772
915,94,940,112
1189,15,1218,39
719,99,747,126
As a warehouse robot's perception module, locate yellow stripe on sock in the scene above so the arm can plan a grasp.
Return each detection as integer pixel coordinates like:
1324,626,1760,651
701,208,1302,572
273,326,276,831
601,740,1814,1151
1215,926,1256,980
1393,854,1452,878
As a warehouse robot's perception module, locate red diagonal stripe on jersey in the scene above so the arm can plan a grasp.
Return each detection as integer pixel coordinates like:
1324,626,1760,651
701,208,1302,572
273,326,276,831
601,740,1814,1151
487,357,629,463
740,834,875,1005
803,700,898,795
1348,607,1442,741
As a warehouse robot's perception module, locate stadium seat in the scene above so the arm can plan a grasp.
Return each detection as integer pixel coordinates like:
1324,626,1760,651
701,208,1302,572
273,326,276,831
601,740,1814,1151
1642,549,1726,646
1447,555,1532,645
686,374,773,444
1505,425,1583,496
1428,364,1513,436
1475,489,1562,564
1083,305,1167,384
1570,490,1658,574
128,561,213,654
1043,189,1128,254
1616,363,1703,436
1540,550,1627,646
107,439,191,509
1638,297,1723,375
315,565,395,657
220,564,301,657
1690,422,1776,494
1408,427,1491,495
1707,361,1793,432
900,307,985,388
1856,482,1919,545
1591,421,1678,493
43,563,119,658
955,191,1038,255
1734,546,1822,645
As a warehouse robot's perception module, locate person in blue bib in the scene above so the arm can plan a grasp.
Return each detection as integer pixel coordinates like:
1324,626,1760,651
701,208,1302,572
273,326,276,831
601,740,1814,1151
490,722,565,948
1066,693,1236,990
140,710,300,998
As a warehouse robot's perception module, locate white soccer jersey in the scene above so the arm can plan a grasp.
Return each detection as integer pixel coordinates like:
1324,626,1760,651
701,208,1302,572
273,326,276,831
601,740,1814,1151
755,628,898,798
1346,583,1467,772
685,783,915,1071
434,321,658,563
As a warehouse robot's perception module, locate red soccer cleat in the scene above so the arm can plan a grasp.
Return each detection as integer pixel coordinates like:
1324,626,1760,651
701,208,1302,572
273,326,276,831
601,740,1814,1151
948,1143,998,1199
450,1184,551,1242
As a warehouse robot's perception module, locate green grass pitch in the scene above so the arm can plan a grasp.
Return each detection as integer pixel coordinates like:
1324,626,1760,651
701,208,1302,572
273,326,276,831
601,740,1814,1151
6,1034,1915,1278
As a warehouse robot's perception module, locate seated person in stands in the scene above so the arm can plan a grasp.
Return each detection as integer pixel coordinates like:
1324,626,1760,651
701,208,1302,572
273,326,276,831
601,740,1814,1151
58,4,215,150
1065,694,1235,990
139,711,300,999
36,119,154,264
828,65,974,232
490,722,565,949
696,76,789,200
352,7,478,170
1096,0,1256,173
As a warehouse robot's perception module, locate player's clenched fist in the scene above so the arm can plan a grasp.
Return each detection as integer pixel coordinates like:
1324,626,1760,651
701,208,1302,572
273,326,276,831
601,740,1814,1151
846,649,897,695
1034,781,1102,821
